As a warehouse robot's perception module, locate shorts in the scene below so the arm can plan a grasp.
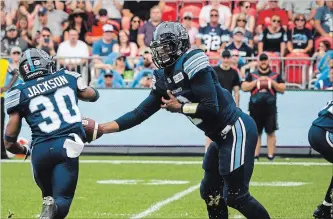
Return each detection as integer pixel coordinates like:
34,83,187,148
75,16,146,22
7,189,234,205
249,110,278,135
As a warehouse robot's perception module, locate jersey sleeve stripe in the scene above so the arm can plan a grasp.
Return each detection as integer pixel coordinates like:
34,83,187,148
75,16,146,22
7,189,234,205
5,89,21,111
6,89,20,98
64,70,81,78
184,52,207,72
188,61,210,79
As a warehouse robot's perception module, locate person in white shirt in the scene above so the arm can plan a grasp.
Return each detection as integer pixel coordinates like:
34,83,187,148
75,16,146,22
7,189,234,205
57,28,89,72
199,0,231,29
181,12,198,46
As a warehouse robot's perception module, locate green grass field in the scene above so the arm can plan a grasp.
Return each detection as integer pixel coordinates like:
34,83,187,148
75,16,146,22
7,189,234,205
1,156,332,219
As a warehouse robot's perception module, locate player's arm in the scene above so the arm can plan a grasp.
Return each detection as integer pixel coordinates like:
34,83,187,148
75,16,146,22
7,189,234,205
0,68,19,93
100,91,161,133
4,112,28,155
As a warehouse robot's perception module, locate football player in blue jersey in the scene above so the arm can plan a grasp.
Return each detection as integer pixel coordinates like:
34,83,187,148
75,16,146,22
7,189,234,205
309,101,333,219
100,22,270,219
3,48,99,219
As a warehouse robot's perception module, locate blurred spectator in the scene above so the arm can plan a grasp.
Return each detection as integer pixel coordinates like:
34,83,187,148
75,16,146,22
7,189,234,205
230,1,255,33
134,71,153,88
18,0,42,27
122,1,159,21
199,0,231,29
313,40,331,63
7,47,23,86
315,67,333,90
4,0,18,23
230,13,254,48
284,1,317,21
92,24,117,59
196,9,230,53
287,14,313,54
315,49,333,81
32,7,48,39
96,70,123,88
69,0,94,27
1,25,28,55
241,53,286,161
112,30,138,59
129,16,141,46
63,9,88,42
36,27,57,56
314,0,333,37
1,1,14,27
131,49,156,87
256,0,289,32
85,8,109,45
93,0,123,24
57,28,89,71
226,27,253,58
181,12,198,46
0,2,6,40
113,55,133,78
138,6,162,50
258,15,288,56
213,50,241,106
17,16,33,47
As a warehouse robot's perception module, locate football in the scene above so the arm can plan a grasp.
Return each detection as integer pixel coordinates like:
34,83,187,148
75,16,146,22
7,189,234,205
82,117,103,143
257,79,272,90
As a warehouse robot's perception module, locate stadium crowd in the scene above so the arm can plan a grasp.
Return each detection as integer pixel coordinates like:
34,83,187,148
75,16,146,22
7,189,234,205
1,0,333,90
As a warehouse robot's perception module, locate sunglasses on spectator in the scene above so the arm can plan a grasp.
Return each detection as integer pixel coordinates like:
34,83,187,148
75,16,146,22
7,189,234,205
132,20,140,23
184,16,192,20
295,18,305,22
222,55,231,58
237,19,247,23
210,14,219,17
272,19,280,23
104,75,113,78
13,52,21,55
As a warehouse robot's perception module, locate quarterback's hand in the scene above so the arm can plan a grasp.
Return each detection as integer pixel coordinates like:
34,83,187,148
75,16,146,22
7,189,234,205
22,144,31,161
161,90,182,113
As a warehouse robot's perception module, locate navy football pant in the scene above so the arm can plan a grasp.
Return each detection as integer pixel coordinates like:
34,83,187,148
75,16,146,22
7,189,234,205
308,125,333,203
201,112,270,219
31,137,79,219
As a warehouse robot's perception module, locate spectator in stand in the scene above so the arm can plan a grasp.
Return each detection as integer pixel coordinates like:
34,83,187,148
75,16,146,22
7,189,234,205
68,0,94,28
315,48,333,82
199,0,231,29
18,0,42,27
134,71,154,88
57,28,89,72
230,13,254,48
226,27,254,58
196,9,230,53
32,7,48,40
17,16,33,47
242,53,286,161
129,16,141,46
113,55,132,78
287,14,313,54
36,27,57,56
314,0,333,37
85,8,110,45
0,1,7,40
258,15,288,56
96,70,123,88
113,30,138,58
3,0,18,23
256,0,289,33
1,25,28,55
284,1,317,22
313,40,331,64
63,9,89,42
315,66,333,90
93,0,123,24
131,49,157,88
137,6,162,50
6,47,23,86
181,12,198,47
122,1,159,21
92,24,117,61
230,1,255,33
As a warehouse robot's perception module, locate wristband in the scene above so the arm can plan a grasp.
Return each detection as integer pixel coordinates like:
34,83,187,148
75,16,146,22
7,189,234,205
182,103,199,114
90,87,100,102
4,134,17,143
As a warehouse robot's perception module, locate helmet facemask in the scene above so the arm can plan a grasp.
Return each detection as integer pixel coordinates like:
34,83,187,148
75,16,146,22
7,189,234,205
151,37,180,68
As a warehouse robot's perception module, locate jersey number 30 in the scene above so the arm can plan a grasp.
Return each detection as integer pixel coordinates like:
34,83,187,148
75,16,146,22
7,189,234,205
29,87,81,133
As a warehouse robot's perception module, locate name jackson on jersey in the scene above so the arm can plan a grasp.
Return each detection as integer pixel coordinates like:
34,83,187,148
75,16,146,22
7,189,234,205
26,75,69,98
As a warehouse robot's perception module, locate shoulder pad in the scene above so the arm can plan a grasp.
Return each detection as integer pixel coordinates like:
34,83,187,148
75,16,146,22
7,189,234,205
183,50,209,80
64,70,81,79
5,88,21,114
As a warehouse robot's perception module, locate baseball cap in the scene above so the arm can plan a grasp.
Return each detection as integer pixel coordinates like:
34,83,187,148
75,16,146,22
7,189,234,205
99,8,108,17
6,25,16,32
10,46,22,54
38,7,48,16
104,70,114,77
102,24,114,32
142,71,153,78
221,50,231,58
233,27,245,35
183,12,193,19
259,53,269,61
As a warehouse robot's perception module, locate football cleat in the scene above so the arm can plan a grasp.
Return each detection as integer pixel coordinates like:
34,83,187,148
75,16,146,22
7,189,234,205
39,196,57,219
313,204,332,219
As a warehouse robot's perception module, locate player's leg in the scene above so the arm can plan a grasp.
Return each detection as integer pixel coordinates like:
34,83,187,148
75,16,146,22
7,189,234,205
265,113,278,161
249,110,264,161
309,125,333,218
1,97,8,159
200,142,228,219
219,113,270,219
205,136,213,153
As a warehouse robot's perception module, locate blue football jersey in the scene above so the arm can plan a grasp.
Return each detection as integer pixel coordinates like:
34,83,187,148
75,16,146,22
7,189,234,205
312,101,333,133
5,69,86,145
197,24,230,52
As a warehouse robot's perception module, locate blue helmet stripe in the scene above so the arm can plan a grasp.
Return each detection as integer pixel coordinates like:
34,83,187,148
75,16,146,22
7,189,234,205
25,50,35,72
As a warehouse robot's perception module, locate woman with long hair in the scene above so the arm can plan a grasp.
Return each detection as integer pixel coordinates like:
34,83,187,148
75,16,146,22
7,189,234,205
113,30,138,67
17,16,33,47
63,9,89,42
129,16,141,46
230,1,255,33
230,13,254,48
18,0,42,27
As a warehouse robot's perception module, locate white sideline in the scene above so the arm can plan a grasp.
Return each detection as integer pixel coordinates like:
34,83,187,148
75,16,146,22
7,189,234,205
130,183,200,219
1,159,331,166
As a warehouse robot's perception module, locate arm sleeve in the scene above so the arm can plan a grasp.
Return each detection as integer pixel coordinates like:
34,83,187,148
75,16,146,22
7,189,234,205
138,25,146,35
5,89,21,115
92,41,100,55
186,68,219,119
115,91,161,131
233,70,241,87
314,7,323,21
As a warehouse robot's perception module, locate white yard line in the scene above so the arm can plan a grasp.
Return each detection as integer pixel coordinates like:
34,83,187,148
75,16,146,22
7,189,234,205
130,183,200,219
1,159,331,166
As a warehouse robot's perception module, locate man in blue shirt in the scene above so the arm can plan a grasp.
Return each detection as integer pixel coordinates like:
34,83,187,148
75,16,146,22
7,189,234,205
92,24,117,58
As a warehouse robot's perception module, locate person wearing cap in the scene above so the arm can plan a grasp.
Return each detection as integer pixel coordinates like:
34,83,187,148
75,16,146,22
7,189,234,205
92,24,118,59
63,8,89,42
181,12,199,46
136,71,154,88
1,24,28,55
96,70,123,88
196,9,231,53
230,12,254,48
199,0,231,29
226,27,253,58
241,53,286,161
85,8,110,44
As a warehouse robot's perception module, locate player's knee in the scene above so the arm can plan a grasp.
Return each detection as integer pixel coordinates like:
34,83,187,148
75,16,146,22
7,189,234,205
226,190,250,209
55,197,73,219
202,142,219,171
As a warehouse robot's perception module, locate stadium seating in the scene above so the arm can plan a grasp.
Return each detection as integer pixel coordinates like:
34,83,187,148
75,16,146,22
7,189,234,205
179,5,201,19
182,0,205,8
264,52,281,74
284,53,311,89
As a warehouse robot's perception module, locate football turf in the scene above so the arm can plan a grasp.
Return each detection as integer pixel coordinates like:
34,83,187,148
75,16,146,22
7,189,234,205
1,156,332,219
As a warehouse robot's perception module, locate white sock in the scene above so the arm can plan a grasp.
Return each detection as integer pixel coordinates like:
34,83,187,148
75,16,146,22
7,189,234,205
323,200,332,206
